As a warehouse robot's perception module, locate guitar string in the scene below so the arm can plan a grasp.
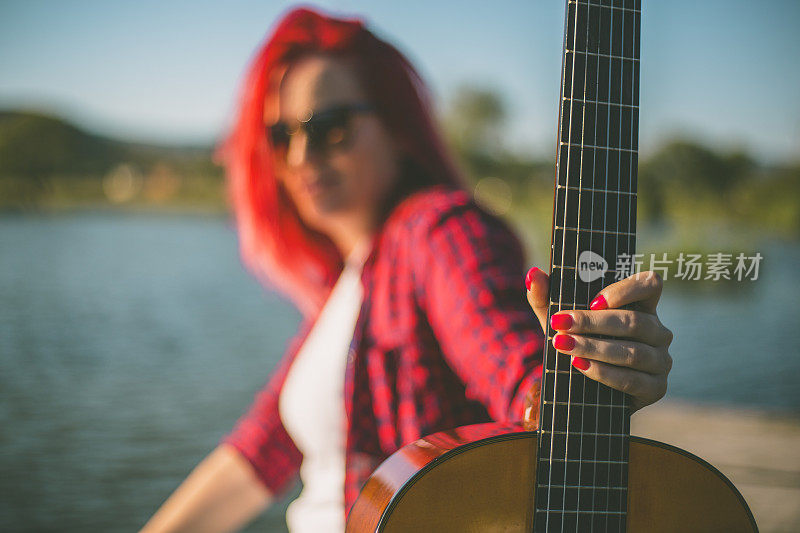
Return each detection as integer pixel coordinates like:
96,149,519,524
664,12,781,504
584,0,598,527
618,1,640,525
543,0,574,529
620,0,639,526
600,1,616,529
616,1,628,526
572,0,593,527
582,0,605,528
612,1,629,529
557,2,581,528
603,0,625,531
563,0,582,520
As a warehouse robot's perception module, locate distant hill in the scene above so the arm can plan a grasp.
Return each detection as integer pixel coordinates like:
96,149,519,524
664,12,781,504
0,110,215,178
0,110,224,210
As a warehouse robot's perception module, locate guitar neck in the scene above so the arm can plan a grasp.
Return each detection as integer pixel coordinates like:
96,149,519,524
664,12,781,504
535,0,641,529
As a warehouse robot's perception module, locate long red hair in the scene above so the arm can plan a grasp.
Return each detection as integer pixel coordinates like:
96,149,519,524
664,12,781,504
218,6,463,317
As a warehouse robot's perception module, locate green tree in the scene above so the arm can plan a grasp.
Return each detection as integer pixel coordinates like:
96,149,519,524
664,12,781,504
444,86,506,160
638,139,755,221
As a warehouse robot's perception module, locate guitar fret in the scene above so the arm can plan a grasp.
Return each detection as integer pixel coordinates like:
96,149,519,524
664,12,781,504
554,226,635,236
565,49,639,62
539,484,627,490
549,265,621,273
556,184,637,196
544,369,582,375
563,97,638,109
569,0,640,14
547,458,627,464
541,430,630,437
559,141,637,153
538,509,627,515
543,401,627,408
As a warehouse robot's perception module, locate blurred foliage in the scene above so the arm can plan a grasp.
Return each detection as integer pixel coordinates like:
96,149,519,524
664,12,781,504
0,111,124,177
440,87,800,253
638,140,754,222
444,86,506,158
0,111,225,212
1,102,798,246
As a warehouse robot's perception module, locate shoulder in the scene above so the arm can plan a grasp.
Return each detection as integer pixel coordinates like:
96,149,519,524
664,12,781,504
383,185,491,238
387,185,522,244
377,184,524,264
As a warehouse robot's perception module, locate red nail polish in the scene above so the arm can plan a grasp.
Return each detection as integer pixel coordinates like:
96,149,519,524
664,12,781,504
553,334,575,351
589,294,608,311
550,313,573,331
525,267,540,291
572,357,591,371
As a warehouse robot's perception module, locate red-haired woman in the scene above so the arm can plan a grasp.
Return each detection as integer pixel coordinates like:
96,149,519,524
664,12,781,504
142,7,673,533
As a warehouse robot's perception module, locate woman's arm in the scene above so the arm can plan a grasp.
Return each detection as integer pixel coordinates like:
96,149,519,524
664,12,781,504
140,444,273,533
415,196,545,422
141,319,310,532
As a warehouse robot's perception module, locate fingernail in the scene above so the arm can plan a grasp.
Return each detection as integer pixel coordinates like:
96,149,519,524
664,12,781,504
550,313,573,331
589,294,608,311
525,267,540,291
553,333,575,351
571,357,591,371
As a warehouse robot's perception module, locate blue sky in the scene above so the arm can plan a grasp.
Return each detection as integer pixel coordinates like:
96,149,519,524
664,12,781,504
1,0,798,163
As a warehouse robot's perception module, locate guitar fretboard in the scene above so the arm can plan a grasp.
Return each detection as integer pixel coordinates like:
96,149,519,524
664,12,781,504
534,0,641,531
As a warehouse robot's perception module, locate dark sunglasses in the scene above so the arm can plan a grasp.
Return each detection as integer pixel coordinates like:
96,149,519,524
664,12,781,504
267,102,375,157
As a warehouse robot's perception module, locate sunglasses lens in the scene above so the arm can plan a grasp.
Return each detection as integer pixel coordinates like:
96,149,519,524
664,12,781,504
308,111,349,150
269,123,290,151
268,104,371,158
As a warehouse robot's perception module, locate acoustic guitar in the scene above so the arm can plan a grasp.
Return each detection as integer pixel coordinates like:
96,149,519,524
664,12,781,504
346,1,757,531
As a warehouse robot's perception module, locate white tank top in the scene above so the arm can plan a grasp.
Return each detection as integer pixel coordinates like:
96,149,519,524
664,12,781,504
278,240,369,533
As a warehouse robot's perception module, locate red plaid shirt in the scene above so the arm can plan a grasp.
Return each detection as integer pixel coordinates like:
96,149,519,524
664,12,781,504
223,185,544,516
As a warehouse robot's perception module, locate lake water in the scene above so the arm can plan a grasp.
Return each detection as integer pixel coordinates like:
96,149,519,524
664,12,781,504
1,213,798,532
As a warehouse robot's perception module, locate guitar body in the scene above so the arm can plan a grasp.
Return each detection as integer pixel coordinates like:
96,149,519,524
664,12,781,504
346,423,757,532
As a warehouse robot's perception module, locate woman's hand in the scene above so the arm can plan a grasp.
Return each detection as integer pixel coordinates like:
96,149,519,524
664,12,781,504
525,267,673,413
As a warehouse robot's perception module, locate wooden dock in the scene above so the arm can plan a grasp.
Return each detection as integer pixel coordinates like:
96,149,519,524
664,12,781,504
631,401,800,532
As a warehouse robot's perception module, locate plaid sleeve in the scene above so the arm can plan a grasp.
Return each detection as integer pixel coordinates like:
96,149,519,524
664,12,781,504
415,196,544,423
221,321,311,497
